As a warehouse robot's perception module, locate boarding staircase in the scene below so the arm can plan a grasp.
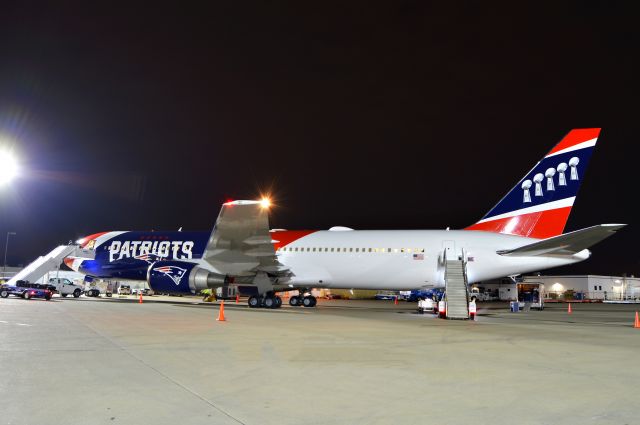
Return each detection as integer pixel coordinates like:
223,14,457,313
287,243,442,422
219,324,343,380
444,250,470,320
7,245,86,286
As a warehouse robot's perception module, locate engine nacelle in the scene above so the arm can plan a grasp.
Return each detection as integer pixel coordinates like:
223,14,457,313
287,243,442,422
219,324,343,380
147,261,227,294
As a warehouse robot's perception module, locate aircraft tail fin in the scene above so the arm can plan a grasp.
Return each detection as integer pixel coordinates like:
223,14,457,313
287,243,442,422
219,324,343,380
466,128,600,239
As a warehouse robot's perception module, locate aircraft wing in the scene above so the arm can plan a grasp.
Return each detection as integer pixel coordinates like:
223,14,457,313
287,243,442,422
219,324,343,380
497,224,626,256
202,201,288,276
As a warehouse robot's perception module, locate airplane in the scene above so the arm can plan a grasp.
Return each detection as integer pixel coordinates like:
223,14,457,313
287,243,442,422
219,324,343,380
64,128,624,308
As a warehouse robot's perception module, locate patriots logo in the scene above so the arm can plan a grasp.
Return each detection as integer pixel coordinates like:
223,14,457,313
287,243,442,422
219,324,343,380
134,253,164,264
153,266,188,286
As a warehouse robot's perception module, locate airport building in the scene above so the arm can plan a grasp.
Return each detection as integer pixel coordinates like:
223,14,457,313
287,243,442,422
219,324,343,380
522,275,640,300
473,275,640,301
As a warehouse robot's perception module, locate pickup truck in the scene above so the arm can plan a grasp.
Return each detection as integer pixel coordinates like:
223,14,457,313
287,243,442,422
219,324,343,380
1,282,54,300
469,289,497,301
48,277,84,298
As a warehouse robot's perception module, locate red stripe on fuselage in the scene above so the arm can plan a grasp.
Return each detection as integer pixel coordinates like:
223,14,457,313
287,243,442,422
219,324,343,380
79,231,110,248
270,230,317,249
465,207,572,239
546,128,600,156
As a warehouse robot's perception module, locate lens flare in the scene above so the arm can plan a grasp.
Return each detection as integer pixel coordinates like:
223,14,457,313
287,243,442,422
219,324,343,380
0,150,18,185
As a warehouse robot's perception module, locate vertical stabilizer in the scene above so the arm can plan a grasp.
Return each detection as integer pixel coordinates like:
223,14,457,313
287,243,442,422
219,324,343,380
466,128,600,239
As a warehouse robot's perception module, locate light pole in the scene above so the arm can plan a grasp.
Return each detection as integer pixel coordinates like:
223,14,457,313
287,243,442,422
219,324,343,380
3,231,16,279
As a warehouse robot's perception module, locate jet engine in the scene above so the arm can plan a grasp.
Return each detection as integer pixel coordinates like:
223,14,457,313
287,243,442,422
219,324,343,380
147,261,227,294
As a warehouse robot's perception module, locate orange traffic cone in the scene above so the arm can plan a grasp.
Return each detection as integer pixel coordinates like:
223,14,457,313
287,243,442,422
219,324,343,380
139,292,143,304
634,311,639,329
235,294,239,304
567,303,572,314
217,301,226,321
394,296,398,305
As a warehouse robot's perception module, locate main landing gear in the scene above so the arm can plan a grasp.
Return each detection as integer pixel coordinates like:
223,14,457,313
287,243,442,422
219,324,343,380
289,294,316,308
246,291,317,309
247,293,283,309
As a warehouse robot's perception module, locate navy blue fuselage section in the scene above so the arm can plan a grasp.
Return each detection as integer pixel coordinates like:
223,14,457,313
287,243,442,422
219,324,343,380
148,261,197,293
80,231,210,280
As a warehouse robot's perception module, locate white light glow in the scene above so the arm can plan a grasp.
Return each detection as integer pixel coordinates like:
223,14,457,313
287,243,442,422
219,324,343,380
260,197,271,209
0,150,18,185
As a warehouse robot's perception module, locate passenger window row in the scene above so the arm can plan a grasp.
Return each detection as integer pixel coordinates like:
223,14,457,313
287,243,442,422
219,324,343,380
277,247,425,253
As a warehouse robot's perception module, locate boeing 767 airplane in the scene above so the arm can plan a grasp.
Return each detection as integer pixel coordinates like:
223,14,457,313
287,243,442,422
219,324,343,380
64,128,623,309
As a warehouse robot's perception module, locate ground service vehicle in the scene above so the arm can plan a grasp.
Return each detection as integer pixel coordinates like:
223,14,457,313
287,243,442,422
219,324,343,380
375,291,399,300
49,278,83,298
85,287,100,297
1,282,53,300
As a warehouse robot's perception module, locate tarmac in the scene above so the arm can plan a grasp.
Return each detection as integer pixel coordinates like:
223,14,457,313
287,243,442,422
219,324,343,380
1,295,639,425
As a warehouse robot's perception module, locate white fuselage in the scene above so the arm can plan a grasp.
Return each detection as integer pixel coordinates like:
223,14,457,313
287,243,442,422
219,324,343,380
275,230,589,290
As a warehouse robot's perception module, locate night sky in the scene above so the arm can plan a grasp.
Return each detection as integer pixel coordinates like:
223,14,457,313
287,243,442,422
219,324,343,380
0,2,637,276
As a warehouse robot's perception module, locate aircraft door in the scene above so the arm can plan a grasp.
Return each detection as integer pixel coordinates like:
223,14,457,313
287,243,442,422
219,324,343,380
443,240,456,260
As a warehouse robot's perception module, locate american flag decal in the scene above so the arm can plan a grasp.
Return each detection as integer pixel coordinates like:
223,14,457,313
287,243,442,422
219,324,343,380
153,265,188,285
413,253,424,260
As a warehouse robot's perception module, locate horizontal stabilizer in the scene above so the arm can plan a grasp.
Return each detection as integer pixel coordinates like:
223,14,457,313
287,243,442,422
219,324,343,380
497,224,626,256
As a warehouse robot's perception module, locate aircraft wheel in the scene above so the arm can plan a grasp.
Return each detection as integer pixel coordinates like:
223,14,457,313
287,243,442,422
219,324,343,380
248,296,261,308
289,295,300,306
303,296,316,307
263,296,276,309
